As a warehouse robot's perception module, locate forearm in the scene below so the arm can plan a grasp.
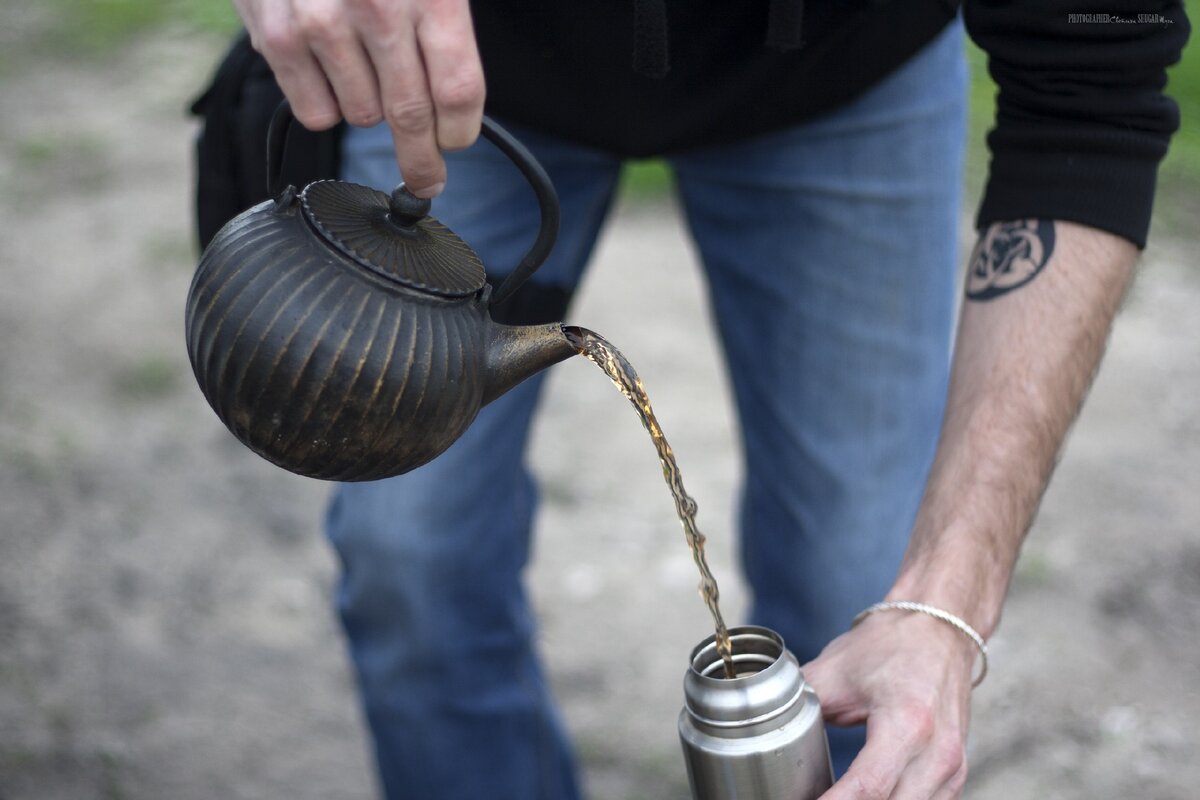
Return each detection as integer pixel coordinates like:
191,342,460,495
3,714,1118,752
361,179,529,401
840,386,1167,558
888,219,1138,639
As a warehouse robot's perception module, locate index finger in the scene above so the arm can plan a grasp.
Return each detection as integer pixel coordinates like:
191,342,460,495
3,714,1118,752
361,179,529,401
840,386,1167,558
363,28,446,197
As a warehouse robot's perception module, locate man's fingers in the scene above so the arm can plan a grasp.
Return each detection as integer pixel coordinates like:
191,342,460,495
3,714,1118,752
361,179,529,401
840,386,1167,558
801,658,868,729
301,6,383,127
368,28,446,197
927,760,970,800
240,0,484,196
820,711,929,800
887,733,968,800
416,7,485,151
271,53,344,131
247,1,343,130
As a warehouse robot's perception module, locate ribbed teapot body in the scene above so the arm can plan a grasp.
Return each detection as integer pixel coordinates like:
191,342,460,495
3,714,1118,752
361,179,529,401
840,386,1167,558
185,198,488,481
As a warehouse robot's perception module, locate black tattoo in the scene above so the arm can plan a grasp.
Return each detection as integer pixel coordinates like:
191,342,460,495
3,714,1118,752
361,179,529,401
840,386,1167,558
966,220,1055,301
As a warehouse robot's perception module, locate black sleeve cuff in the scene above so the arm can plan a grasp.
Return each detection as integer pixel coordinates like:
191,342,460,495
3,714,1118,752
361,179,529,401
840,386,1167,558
966,0,1191,249
977,128,1164,249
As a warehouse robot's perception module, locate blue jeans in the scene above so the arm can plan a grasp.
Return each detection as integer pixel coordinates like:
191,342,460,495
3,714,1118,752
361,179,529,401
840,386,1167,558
328,20,966,799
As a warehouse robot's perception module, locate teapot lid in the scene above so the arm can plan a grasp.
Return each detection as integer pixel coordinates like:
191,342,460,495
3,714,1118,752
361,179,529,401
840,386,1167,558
300,180,487,298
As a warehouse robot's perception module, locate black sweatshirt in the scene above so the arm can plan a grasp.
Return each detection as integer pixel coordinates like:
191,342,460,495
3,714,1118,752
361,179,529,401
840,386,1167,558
471,0,1190,247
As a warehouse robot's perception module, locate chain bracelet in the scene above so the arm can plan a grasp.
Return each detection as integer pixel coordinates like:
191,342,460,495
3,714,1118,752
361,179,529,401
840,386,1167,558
851,600,989,688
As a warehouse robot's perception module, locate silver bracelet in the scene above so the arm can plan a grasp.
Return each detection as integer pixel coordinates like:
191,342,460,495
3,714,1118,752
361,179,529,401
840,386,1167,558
851,600,989,688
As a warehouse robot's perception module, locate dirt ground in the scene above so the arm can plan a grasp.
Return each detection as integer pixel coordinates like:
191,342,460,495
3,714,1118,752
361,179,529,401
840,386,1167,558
1,23,1197,800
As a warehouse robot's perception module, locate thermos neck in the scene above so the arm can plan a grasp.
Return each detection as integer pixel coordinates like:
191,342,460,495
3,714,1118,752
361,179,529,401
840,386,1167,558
682,626,807,736
679,625,834,800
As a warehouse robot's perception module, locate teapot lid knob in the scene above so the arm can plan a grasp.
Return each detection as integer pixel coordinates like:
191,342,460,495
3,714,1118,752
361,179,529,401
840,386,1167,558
388,184,432,228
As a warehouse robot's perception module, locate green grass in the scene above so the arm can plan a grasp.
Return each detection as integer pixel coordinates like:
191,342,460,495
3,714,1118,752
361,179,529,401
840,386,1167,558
5,133,114,200
1163,7,1200,182
38,0,239,56
55,0,170,52
13,138,60,168
111,356,181,402
1157,13,1200,233
619,159,675,200
964,41,997,207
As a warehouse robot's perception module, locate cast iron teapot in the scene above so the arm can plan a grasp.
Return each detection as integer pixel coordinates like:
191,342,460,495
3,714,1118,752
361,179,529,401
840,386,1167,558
185,102,579,481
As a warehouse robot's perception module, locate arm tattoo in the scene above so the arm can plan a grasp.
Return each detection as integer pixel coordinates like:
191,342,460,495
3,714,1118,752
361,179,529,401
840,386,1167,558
966,220,1056,301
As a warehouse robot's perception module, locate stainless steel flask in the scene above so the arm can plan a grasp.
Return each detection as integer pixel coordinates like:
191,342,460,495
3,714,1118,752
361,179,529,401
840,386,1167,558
678,625,834,800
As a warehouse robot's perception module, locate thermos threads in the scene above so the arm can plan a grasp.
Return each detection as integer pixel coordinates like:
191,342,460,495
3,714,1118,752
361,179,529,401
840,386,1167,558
679,625,834,800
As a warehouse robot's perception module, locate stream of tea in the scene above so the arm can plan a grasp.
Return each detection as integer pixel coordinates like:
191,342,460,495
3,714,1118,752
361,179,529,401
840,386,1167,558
564,326,736,679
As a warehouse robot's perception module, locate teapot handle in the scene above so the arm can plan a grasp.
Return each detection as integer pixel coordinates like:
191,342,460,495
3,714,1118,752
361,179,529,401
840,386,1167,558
266,100,559,308
479,119,560,307
266,99,296,199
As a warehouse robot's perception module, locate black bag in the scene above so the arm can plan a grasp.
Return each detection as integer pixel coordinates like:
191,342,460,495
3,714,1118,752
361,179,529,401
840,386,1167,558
190,31,342,250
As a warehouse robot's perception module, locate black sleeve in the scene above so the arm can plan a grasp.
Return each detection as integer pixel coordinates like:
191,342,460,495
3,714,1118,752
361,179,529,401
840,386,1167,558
964,1,1190,247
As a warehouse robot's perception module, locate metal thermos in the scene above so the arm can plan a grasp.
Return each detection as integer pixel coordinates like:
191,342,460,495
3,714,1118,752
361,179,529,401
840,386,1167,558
678,625,834,800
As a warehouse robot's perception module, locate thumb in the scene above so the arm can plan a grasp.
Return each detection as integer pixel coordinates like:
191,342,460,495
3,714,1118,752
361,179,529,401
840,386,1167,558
800,644,869,727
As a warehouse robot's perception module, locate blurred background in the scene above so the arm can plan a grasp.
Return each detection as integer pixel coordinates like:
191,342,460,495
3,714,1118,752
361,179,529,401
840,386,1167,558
0,2,1197,798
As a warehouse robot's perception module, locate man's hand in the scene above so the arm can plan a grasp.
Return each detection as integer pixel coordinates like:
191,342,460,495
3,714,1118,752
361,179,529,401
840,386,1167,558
803,612,976,799
234,0,485,197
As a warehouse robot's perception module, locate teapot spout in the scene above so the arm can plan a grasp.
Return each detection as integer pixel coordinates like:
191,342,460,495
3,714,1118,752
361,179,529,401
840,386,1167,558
483,322,580,406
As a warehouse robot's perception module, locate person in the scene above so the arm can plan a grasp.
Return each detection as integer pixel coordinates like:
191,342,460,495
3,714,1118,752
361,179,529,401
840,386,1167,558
221,1,1190,797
